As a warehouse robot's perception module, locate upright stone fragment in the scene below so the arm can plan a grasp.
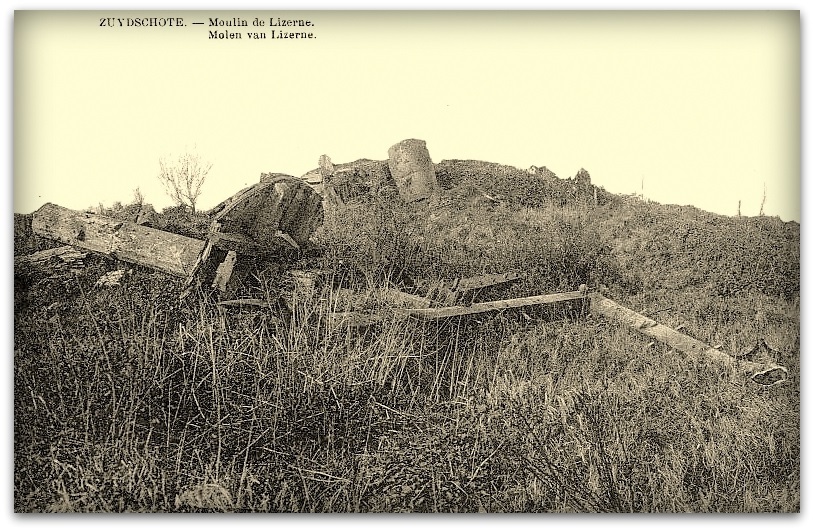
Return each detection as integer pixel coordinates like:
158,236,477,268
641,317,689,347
318,154,335,179
387,138,437,202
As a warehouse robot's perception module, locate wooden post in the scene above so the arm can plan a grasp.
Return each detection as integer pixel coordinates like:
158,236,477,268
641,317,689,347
211,251,237,292
589,293,788,386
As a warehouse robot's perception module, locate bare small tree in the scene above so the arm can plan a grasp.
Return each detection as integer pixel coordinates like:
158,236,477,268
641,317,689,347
132,187,145,208
158,150,212,214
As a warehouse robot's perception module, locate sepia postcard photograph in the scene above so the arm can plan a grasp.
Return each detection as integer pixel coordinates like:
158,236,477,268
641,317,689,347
9,2,802,517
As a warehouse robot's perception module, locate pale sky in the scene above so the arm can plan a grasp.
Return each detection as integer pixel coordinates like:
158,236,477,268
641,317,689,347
13,10,801,221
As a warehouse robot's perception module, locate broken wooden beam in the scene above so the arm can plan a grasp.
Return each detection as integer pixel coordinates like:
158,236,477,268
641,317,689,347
32,203,206,277
33,177,325,300
380,287,435,309
212,251,238,292
589,293,788,386
399,290,586,319
212,175,323,249
14,245,87,276
426,271,524,304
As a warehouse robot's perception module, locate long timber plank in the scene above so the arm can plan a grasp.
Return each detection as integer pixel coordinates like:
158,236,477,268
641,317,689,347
589,293,787,386
455,271,523,292
399,290,586,319
32,203,206,277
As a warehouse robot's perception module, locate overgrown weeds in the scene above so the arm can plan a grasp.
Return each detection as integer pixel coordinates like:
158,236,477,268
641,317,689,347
14,163,799,512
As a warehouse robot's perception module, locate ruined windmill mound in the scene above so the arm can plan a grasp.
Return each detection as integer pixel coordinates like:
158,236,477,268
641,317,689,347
299,139,440,206
300,158,397,203
297,138,606,211
433,160,607,210
13,135,798,307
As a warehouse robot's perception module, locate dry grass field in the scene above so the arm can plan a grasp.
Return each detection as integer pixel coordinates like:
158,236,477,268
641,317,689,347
13,161,799,512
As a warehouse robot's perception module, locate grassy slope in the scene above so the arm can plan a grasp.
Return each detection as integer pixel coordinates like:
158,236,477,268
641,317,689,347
13,161,799,512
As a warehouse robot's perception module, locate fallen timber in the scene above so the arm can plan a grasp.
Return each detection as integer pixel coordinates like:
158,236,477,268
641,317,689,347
30,176,323,296
26,156,787,386
453,271,523,293
398,287,787,386
14,245,88,276
399,290,585,319
32,203,206,277
588,293,788,386
423,271,524,305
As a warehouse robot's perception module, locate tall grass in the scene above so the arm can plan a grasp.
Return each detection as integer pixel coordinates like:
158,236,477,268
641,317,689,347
14,170,799,512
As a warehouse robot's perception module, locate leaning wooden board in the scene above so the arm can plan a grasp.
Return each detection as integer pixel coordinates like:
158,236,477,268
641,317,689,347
210,175,323,249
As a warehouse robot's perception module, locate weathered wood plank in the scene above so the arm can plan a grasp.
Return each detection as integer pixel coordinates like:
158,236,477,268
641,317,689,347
455,271,523,292
180,240,215,299
400,290,586,319
32,203,206,277
429,271,524,304
14,245,86,272
589,293,788,386
381,287,435,309
213,176,323,248
212,251,237,292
